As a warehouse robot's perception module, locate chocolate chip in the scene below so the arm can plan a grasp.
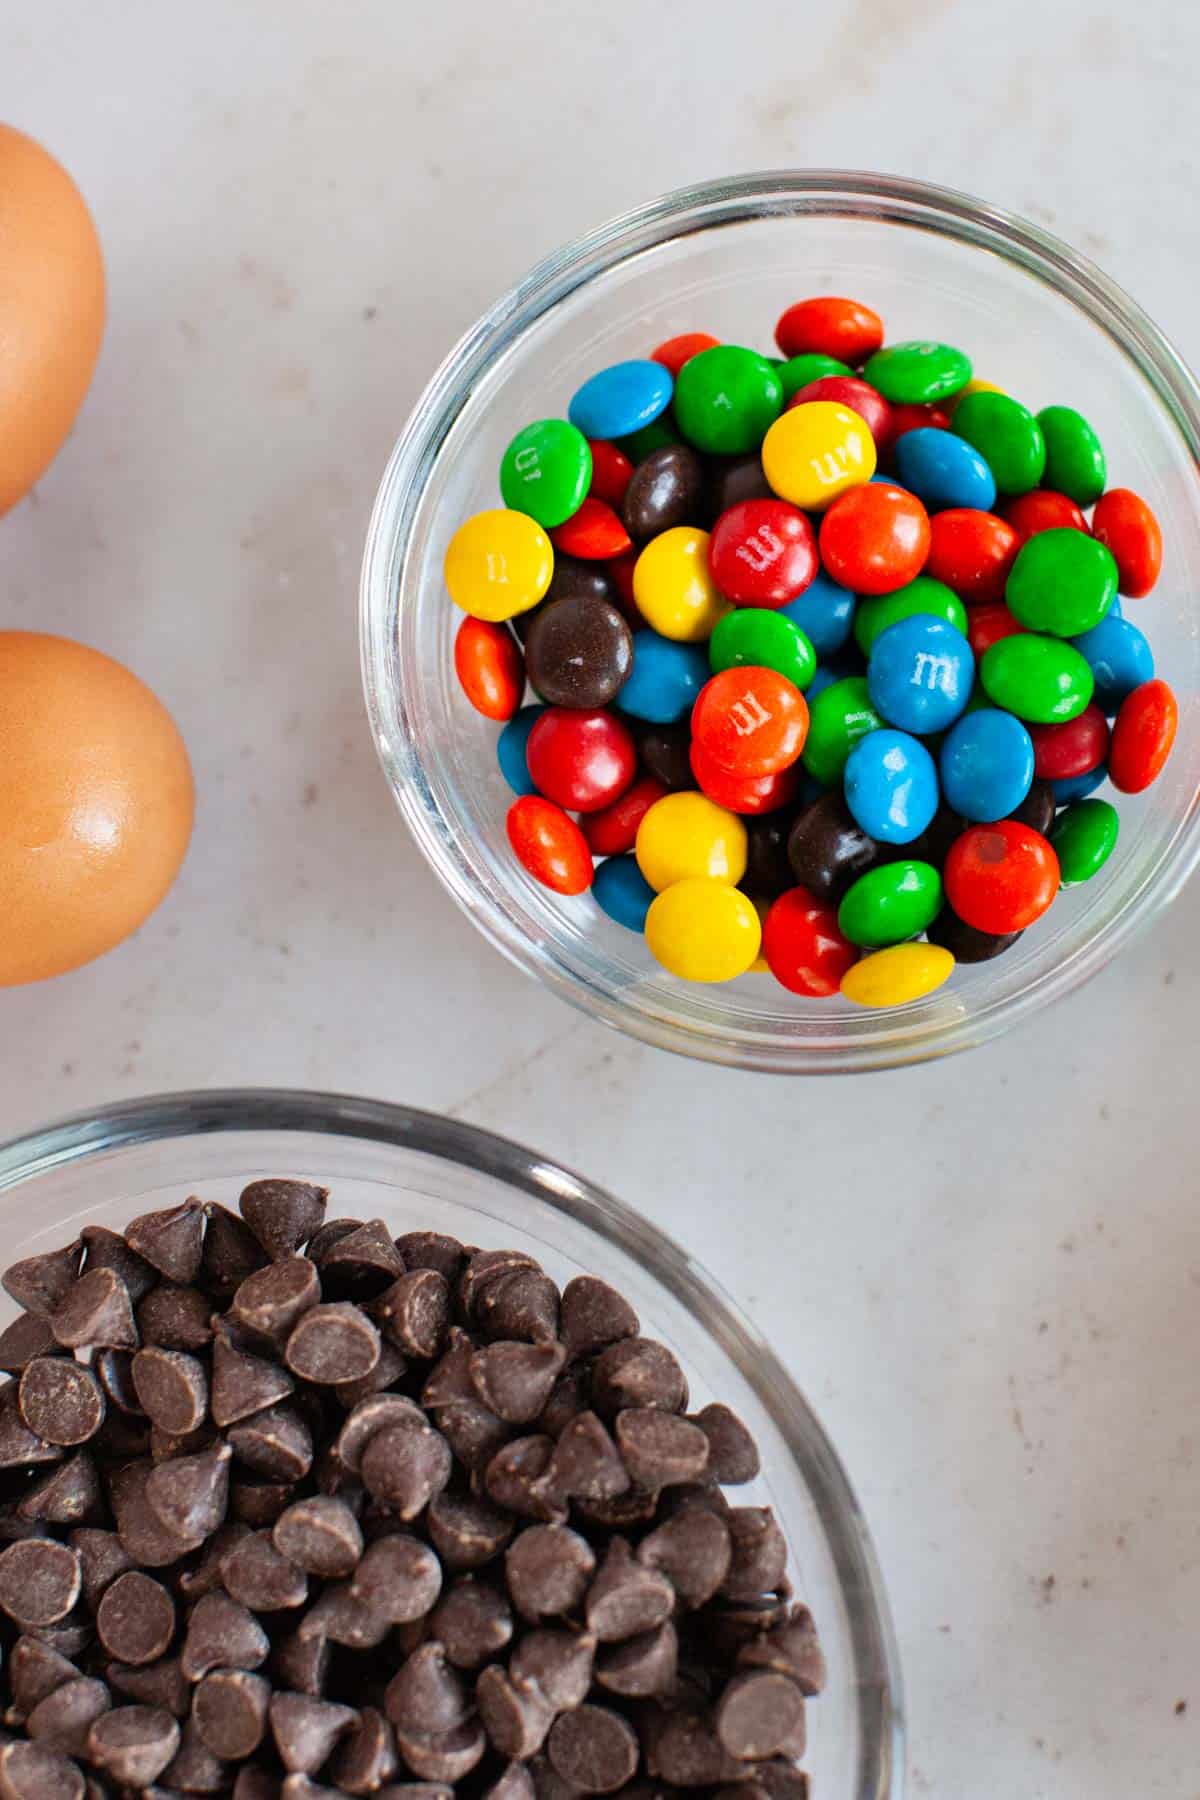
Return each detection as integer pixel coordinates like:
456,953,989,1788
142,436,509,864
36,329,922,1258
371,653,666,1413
391,1718,485,1785
332,1341,408,1410
348,1534,442,1623
429,1578,512,1669
0,1384,63,1469
86,1705,181,1788
585,1539,672,1643
233,1768,279,1800
334,1394,421,1476
17,1456,102,1527
144,1445,231,1543
175,1523,249,1601
470,1343,566,1425
278,1781,336,1800
0,1739,86,1800
614,1410,709,1489
297,1583,390,1652
16,1619,92,1661
475,1666,554,1761
95,1571,174,1666
329,1706,398,1795
0,1318,59,1375
483,1438,563,1525
218,1530,304,1613
394,1234,462,1287
458,1253,539,1318
546,1705,638,1794
271,1630,328,1700
0,1541,81,1628
22,1676,109,1758
49,1273,136,1354
273,1497,363,1578
316,1224,406,1299
192,1669,271,1761
161,1716,228,1791
506,1526,595,1622
483,1764,535,1800
3,1245,83,1320
475,1272,559,1346
124,1203,205,1288
722,1508,788,1602
129,1350,207,1438
425,1492,512,1572
690,1404,760,1485
107,1464,183,1571
644,1708,744,1787
715,1671,805,1761
180,1593,269,1680
737,1608,826,1697
228,1403,313,1482
137,1285,214,1352
374,1273,450,1362
591,1340,686,1419
360,1420,451,1520
594,1620,677,1697
430,1401,507,1474
384,1644,470,1740
285,1302,380,1387
544,1412,628,1503
638,1507,730,1609
7,1639,79,1718
106,1657,190,1719
730,1760,810,1800
199,1205,268,1298
534,1371,587,1440
512,1627,596,1710
68,1531,131,1613
231,1259,320,1346
211,1324,295,1428
91,1349,141,1416
239,1182,328,1262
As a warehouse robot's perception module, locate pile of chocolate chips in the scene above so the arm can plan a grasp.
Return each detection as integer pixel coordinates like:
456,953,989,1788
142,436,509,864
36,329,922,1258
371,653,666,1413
0,1182,824,1800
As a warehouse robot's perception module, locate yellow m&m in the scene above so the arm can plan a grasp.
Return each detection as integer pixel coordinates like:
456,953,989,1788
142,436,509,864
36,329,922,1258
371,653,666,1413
635,792,747,893
632,526,729,642
761,401,876,510
645,879,761,983
840,942,954,1009
444,509,553,622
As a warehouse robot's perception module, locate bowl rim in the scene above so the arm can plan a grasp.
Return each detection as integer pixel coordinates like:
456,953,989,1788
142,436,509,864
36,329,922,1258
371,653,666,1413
361,169,1200,1072
0,1084,903,1798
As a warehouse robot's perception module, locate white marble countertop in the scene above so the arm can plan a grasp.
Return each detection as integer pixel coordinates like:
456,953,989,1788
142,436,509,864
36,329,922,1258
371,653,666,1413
4,2,1199,1791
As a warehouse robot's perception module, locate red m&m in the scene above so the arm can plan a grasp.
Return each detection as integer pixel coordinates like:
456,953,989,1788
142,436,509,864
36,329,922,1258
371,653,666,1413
708,500,817,607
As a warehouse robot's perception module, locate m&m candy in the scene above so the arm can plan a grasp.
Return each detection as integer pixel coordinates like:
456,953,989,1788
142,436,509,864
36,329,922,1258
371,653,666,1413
444,301,1179,1009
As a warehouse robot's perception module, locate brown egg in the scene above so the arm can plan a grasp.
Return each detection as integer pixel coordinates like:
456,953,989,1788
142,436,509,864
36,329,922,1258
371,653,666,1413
0,632,194,985
0,124,106,516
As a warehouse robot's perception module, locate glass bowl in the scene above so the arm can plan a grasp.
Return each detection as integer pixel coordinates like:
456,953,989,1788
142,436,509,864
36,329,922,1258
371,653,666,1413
0,1088,902,1799
361,171,1200,1073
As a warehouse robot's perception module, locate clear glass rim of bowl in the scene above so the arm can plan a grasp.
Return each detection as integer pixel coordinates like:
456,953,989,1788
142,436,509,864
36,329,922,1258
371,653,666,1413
0,1085,903,1796
361,169,1200,1074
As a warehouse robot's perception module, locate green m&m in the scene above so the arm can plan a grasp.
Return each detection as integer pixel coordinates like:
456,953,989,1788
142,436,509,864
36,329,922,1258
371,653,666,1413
500,420,592,527
1006,529,1118,636
616,415,681,462
708,608,816,691
980,634,1095,723
802,676,884,787
952,391,1046,495
1037,405,1107,506
838,859,943,948
1051,798,1119,885
673,346,783,454
863,339,972,404
854,575,967,656
776,353,853,399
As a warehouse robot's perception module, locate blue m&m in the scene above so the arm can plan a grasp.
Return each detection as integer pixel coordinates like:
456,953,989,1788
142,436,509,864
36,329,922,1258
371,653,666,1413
593,854,657,931
779,570,857,657
568,360,673,441
939,706,1035,821
1071,613,1154,714
617,631,710,724
844,728,939,844
867,614,974,735
895,427,997,512
497,704,546,795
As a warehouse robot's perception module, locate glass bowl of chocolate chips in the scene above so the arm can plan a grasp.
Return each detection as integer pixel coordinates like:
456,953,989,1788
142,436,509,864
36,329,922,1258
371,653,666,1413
0,1090,901,1800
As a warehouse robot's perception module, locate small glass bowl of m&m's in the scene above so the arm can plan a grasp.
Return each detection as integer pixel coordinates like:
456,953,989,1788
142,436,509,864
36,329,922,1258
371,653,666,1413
362,173,1200,1072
